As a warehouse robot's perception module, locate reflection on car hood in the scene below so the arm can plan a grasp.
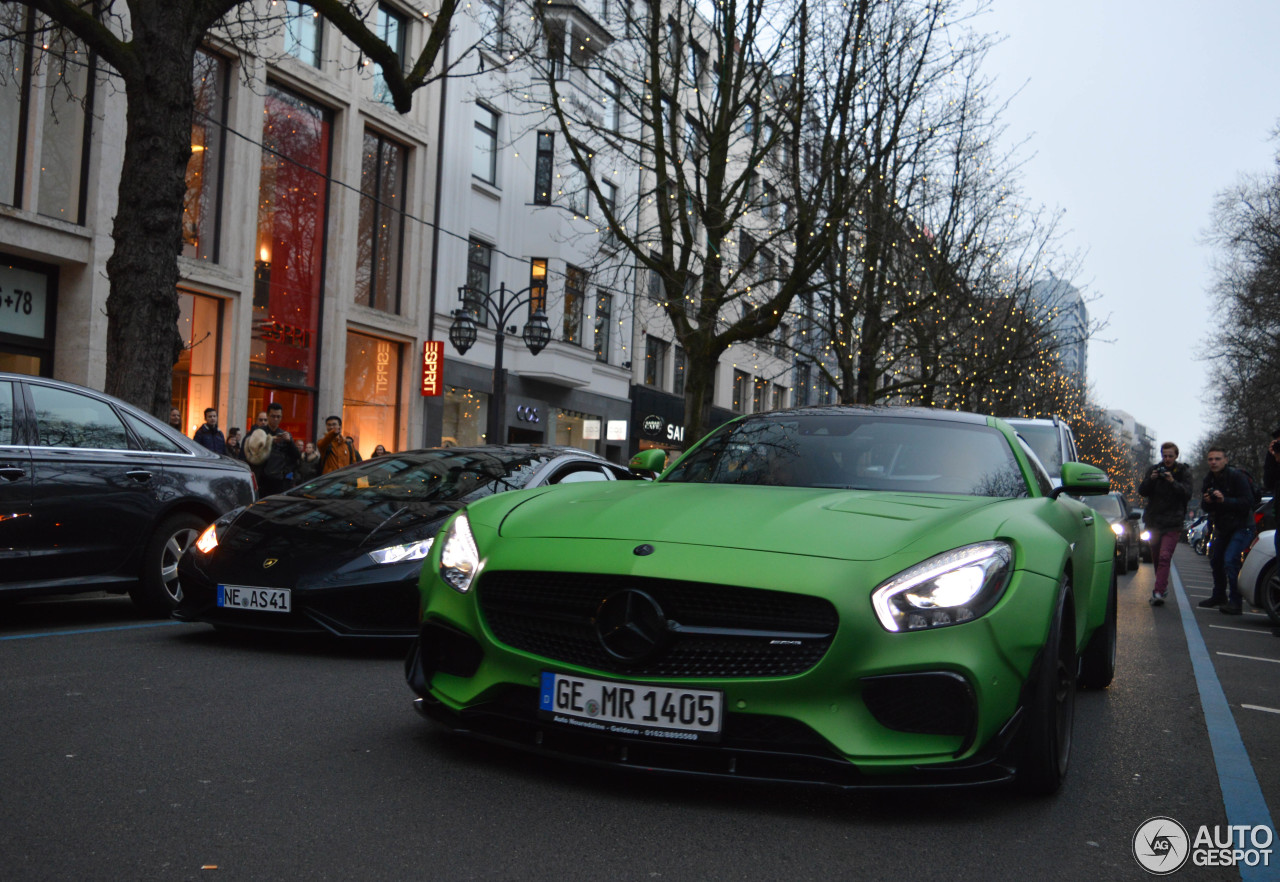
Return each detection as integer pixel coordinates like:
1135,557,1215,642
222,494,458,556
496,483,1001,561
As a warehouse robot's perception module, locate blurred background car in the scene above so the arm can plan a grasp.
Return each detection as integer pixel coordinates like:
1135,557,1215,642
1081,491,1140,574
175,445,644,639
0,372,255,615
1238,530,1279,624
1132,507,1153,563
1006,416,1079,488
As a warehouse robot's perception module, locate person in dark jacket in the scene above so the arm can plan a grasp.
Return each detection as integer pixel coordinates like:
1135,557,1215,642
1200,446,1255,614
1139,441,1193,606
1265,429,1280,559
244,402,301,496
192,407,226,455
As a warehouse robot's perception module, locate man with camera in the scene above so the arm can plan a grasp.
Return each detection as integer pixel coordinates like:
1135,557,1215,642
1139,442,1193,606
1199,446,1255,614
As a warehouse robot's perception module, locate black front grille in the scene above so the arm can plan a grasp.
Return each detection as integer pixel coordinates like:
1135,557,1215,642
477,571,838,677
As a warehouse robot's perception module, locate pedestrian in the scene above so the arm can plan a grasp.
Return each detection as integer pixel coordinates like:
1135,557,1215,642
225,427,243,460
243,402,301,496
296,441,322,483
192,407,226,455
317,415,362,474
1266,428,1280,559
1199,446,1256,614
169,406,183,432
372,444,388,457
1139,441,1193,606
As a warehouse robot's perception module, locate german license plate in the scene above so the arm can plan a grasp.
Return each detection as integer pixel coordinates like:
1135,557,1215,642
538,672,722,742
217,584,291,613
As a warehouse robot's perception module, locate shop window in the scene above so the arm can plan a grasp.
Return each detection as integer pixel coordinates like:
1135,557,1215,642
442,385,488,447
253,84,330,407
183,49,228,262
284,1,323,67
357,129,407,313
344,331,401,456
171,290,223,437
556,408,600,453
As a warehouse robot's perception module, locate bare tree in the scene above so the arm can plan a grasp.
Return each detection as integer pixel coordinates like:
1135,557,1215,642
2,0,458,415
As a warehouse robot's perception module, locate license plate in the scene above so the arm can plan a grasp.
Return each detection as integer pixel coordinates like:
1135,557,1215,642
217,584,291,613
538,672,722,742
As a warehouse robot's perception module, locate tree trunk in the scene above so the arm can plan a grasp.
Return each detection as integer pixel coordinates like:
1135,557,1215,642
103,19,197,416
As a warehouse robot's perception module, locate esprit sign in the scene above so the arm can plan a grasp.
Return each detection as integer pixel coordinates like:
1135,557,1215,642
421,341,443,396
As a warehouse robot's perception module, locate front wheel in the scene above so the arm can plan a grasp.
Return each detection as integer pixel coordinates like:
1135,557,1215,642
1261,565,1280,626
129,513,207,617
1115,546,1129,576
1079,568,1117,689
1194,535,1208,555
1017,582,1077,795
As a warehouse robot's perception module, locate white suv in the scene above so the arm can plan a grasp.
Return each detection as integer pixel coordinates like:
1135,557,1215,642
1005,416,1079,488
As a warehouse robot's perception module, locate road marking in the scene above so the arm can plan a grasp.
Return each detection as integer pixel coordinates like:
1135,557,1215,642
1217,652,1280,665
1170,562,1276,882
1242,704,1280,715
1208,625,1276,635
0,621,188,641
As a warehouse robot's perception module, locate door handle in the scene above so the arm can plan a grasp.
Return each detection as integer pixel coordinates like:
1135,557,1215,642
1082,515,1094,525
126,469,153,483
0,466,25,481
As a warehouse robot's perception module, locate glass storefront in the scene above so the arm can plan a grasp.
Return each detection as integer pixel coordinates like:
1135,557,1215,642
170,289,223,437
0,256,56,376
343,330,401,457
442,385,488,447
555,408,600,453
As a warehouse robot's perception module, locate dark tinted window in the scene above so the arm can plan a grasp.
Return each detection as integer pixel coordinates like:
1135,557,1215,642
0,381,12,445
665,414,1028,498
291,449,558,503
123,412,186,453
30,385,129,449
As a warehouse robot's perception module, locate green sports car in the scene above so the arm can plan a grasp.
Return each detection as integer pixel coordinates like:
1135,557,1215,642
405,407,1117,793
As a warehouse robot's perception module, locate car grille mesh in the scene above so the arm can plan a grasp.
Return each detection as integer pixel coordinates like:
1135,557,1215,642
477,571,838,677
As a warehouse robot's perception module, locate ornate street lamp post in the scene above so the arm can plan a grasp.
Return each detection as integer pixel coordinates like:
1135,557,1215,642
448,282,551,444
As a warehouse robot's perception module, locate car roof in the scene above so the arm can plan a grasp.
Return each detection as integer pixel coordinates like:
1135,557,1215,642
734,404,992,426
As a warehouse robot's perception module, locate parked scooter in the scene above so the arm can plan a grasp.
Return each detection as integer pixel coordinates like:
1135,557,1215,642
1187,514,1211,556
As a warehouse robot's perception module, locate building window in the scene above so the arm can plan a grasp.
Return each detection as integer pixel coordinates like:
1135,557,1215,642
529,258,547,313
183,48,228,262
761,181,776,219
284,1,323,67
795,363,810,407
644,335,668,388
647,260,662,301
594,292,611,362
600,178,618,246
253,84,331,402
170,290,224,434
475,0,506,51
371,4,406,105
673,346,686,396
754,378,769,412
465,238,493,326
344,331,401,456
442,385,488,447
772,385,786,411
357,129,407,313
534,131,553,204
605,75,622,132
564,142,590,216
473,103,499,184
732,370,750,413
563,265,586,344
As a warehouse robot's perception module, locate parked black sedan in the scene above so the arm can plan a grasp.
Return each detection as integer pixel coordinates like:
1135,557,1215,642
1081,491,1140,575
174,445,643,638
0,372,256,615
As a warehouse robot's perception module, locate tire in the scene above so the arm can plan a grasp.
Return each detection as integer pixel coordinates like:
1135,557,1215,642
1128,540,1140,570
1016,581,1077,795
129,512,207,617
1261,564,1280,627
1115,546,1129,576
1194,535,1208,555
1079,568,1117,689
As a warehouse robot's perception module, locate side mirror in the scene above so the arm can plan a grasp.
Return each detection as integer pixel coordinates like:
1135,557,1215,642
628,448,667,476
1052,461,1111,498
1128,509,1142,520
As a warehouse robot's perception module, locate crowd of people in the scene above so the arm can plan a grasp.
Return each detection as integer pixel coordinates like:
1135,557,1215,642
177,406,390,492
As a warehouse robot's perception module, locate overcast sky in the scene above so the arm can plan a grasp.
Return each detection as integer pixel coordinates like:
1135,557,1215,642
979,0,1280,457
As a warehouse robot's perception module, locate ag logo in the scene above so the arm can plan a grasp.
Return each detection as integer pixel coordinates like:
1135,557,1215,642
1133,816,1190,874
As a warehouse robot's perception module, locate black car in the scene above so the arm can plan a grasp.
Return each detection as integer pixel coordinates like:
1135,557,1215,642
1081,491,1140,574
0,372,256,614
175,445,645,638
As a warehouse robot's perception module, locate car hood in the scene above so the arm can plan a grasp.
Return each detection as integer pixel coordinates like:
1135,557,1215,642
495,483,1003,562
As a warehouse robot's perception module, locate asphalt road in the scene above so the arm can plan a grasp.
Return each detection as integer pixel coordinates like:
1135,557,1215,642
2,544,1277,882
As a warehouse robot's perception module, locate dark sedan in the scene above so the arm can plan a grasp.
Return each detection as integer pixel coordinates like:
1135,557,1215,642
174,445,644,638
1081,492,1140,575
0,372,256,615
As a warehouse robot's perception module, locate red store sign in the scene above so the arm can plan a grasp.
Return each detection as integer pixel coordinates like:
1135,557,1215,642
421,341,443,397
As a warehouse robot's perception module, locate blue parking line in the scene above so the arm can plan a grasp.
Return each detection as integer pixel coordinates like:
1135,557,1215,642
1169,562,1276,881
0,620,188,641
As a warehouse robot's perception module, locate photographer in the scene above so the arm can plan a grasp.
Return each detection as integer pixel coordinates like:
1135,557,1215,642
1200,446,1255,615
1139,442,1193,606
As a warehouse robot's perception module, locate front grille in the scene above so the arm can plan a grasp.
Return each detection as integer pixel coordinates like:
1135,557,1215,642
477,571,838,677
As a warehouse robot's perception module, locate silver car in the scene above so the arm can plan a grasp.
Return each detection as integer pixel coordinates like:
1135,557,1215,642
1237,530,1279,624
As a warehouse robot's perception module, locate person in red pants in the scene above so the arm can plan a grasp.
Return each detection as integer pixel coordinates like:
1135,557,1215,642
1140,441,1194,606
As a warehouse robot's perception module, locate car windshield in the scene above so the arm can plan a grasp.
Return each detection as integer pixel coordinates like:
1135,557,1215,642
289,449,558,503
1011,423,1062,476
1082,494,1124,519
663,413,1029,498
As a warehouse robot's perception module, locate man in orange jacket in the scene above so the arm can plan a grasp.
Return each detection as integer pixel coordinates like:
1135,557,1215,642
317,415,362,474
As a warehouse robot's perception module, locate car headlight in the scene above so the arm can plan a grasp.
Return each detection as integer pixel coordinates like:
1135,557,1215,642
1140,529,1151,541
368,538,434,565
194,507,245,555
439,513,481,592
871,541,1013,632
1111,522,1125,537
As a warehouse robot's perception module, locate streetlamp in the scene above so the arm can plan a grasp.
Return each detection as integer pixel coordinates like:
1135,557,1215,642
448,282,552,444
